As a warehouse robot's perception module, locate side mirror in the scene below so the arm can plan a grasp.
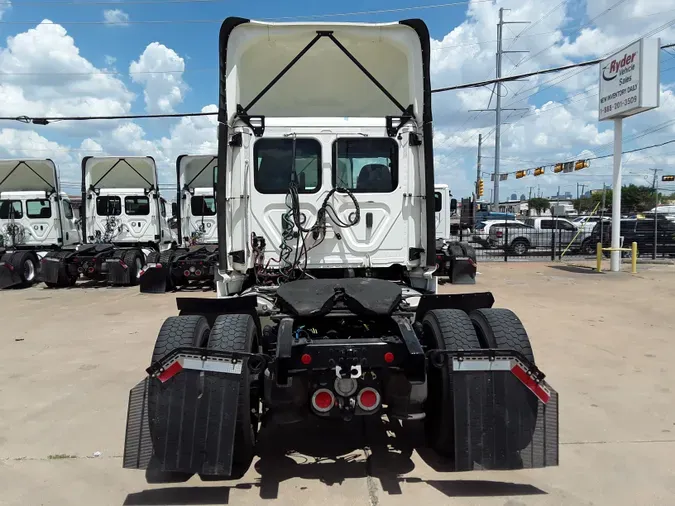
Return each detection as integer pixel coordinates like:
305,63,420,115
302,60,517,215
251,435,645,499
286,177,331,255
450,198,458,212
171,202,178,217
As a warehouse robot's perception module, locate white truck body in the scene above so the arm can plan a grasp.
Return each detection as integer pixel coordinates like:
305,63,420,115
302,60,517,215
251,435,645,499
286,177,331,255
176,154,218,246
215,19,436,297
81,156,174,249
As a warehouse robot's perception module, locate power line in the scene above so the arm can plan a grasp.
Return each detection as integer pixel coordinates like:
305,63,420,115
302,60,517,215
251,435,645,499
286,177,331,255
0,1,492,25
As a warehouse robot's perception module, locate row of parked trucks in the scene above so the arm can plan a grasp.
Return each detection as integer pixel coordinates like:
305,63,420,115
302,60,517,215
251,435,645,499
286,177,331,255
1,155,476,291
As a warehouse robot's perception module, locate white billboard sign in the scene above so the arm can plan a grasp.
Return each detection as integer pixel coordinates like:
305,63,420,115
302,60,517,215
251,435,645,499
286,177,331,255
598,38,660,121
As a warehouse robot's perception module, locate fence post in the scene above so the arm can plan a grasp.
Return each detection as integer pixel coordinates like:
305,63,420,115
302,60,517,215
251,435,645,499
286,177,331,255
558,228,562,260
504,218,508,262
551,228,555,261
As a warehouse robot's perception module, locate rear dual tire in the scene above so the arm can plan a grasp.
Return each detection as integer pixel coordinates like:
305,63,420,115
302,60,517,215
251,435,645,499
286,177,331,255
145,313,258,483
2,251,38,288
423,308,537,459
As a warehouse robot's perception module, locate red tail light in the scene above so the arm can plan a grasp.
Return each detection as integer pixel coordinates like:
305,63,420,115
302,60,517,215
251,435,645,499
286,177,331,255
311,389,335,413
496,231,503,238
88,267,95,273
357,387,380,411
384,352,394,363
183,270,191,277
194,269,202,276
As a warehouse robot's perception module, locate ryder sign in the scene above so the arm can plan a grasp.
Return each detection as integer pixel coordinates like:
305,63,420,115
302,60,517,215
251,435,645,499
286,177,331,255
598,38,660,121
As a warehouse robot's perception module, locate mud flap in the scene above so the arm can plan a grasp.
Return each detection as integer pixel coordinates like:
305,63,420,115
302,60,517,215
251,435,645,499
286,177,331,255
123,363,241,477
107,256,131,285
449,355,558,471
139,263,168,294
40,256,68,285
448,257,477,285
0,259,21,289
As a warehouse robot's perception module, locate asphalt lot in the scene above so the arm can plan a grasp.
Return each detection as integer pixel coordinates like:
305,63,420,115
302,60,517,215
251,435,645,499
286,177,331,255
1,262,675,505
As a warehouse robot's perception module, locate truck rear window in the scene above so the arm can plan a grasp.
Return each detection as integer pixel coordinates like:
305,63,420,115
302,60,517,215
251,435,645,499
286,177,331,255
96,196,122,216
333,138,398,193
254,138,321,194
0,200,23,219
26,199,52,219
125,196,150,216
191,196,216,216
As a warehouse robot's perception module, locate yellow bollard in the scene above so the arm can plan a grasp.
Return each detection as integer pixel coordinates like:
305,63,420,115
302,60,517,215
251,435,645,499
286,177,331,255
596,242,602,272
631,242,638,274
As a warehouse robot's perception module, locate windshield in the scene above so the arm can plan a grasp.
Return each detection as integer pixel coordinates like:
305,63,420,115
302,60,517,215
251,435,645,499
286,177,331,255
191,196,216,216
0,200,23,219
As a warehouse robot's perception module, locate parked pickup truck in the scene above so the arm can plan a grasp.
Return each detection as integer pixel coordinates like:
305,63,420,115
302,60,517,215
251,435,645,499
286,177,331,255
489,217,586,256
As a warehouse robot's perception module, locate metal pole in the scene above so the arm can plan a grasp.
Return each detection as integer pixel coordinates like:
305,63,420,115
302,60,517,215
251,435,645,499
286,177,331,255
493,8,504,212
476,134,482,199
654,170,659,259
610,118,623,272
600,183,606,245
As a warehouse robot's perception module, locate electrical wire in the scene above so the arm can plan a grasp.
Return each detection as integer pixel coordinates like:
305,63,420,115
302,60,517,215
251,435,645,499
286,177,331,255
0,1,493,25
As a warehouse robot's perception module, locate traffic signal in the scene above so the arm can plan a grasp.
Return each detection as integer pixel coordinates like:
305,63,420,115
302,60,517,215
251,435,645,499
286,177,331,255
554,163,563,173
534,167,545,176
478,178,484,196
575,159,590,170
516,170,526,179
663,175,675,182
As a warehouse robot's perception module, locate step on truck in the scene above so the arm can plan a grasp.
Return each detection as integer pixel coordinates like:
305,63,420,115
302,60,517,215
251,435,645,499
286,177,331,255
122,17,558,483
41,156,176,287
140,154,219,293
0,159,81,289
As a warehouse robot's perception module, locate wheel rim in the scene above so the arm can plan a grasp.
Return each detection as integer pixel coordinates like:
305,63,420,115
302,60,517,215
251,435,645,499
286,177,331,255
24,259,35,281
514,243,526,255
135,257,143,278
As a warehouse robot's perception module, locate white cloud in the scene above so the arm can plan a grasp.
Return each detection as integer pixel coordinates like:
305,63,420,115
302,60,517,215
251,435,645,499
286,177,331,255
129,42,187,113
104,55,117,67
0,21,134,125
103,9,130,27
0,1,11,21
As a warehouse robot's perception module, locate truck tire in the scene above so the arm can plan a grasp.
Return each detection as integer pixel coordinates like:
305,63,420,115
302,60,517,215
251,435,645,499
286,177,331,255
146,315,210,484
509,239,529,256
459,242,476,263
421,309,482,457
10,251,38,287
123,249,144,286
580,238,596,255
203,313,259,480
158,249,177,290
469,308,537,451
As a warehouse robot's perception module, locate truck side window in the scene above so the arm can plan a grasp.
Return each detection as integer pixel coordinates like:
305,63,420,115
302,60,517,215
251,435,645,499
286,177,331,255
540,220,554,230
125,196,150,216
254,138,321,194
332,138,398,193
434,192,442,212
26,199,52,219
96,196,122,216
63,200,74,219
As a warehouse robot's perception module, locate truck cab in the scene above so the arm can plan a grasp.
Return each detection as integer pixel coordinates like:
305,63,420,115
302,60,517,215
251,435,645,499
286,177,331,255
0,159,80,288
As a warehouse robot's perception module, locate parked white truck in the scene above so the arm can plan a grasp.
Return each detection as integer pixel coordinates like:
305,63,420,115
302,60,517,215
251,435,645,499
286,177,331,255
0,159,80,289
140,154,219,293
41,156,175,287
122,17,558,484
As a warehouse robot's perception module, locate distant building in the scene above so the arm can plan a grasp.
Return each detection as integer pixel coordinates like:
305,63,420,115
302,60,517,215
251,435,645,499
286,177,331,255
520,194,526,201
510,193,517,200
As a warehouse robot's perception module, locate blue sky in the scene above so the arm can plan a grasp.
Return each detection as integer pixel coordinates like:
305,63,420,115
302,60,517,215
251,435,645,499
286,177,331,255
1,0,675,199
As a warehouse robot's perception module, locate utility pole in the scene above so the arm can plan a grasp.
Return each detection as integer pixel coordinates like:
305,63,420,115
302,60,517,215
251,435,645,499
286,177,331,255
476,134,482,200
528,186,534,199
469,7,529,211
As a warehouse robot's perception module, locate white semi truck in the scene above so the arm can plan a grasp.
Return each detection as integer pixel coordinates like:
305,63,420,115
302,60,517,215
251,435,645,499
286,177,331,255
123,17,558,483
41,156,175,287
0,159,81,289
140,154,219,293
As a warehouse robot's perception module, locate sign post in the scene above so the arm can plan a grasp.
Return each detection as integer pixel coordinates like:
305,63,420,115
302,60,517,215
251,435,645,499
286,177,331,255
598,38,660,272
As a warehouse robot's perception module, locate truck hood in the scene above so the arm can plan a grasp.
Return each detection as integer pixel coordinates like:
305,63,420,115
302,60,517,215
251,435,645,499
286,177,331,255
0,159,57,193
223,20,426,121
83,156,157,190
178,155,217,189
